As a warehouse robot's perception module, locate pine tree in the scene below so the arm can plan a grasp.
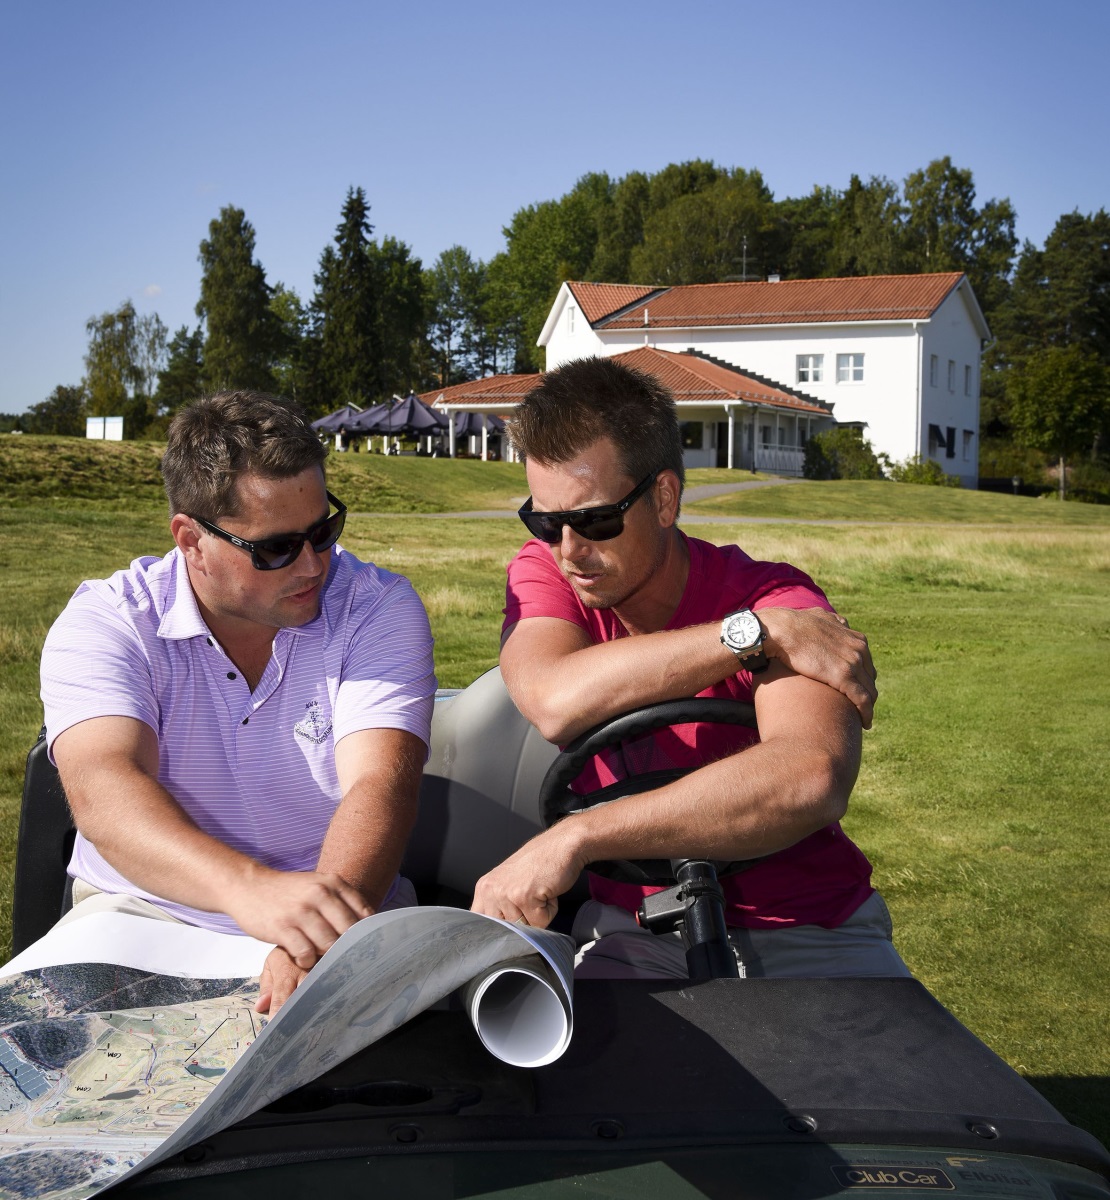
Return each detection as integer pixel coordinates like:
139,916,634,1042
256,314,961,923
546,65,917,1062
313,187,380,405
197,206,281,392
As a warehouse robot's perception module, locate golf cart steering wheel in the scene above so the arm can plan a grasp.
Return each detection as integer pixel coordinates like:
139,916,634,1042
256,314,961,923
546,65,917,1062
538,697,758,887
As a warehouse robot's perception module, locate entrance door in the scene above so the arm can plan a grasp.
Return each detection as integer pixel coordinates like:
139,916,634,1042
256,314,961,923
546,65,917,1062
716,423,730,468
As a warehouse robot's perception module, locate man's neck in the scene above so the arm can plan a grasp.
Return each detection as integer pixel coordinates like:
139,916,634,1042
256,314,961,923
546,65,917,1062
611,528,690,636
186,572,279,687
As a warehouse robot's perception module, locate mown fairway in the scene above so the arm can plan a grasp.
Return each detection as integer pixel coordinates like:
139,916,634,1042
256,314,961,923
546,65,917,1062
0,437,1107,1140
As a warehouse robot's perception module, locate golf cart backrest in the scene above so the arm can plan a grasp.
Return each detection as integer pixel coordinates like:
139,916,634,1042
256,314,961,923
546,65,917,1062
11,667,560,956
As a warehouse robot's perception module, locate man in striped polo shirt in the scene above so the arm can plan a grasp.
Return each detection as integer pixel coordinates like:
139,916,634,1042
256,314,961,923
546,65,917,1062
40,392,436,1014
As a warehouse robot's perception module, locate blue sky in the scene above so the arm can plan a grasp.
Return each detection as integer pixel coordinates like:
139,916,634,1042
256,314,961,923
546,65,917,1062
2,0,1107,415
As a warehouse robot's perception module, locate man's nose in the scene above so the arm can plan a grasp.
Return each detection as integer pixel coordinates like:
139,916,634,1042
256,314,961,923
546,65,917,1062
559,524,592,559
294,540,326,575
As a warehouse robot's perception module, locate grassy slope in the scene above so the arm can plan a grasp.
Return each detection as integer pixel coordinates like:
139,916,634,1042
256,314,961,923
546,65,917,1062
685,478,1110,525
0,436,529,513
1,455,1107,1139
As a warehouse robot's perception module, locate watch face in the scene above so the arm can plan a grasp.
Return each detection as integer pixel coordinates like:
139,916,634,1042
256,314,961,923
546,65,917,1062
724,611,761,651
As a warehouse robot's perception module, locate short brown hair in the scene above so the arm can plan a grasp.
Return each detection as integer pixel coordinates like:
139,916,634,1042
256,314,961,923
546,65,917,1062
508,357,685,494
161,391,327,518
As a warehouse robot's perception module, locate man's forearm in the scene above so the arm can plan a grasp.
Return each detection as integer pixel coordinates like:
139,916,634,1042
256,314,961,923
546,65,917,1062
564,733,855,867
321,727,426,909
503,606,877,742
63,753,263,913
316,778,418,910
504,621,742,743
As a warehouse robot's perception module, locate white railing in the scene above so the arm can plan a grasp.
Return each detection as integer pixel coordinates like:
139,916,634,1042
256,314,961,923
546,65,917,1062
754,445,805,476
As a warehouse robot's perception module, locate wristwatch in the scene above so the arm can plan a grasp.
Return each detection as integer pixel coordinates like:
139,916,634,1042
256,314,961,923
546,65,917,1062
720,608,769,673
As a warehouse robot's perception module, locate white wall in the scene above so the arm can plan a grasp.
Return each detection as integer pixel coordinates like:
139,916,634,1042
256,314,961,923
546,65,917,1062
918,289,983,486
543,291,606,365
549,323,980,483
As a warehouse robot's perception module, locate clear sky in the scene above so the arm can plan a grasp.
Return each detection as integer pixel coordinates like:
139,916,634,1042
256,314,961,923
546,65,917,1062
1,0,1107,415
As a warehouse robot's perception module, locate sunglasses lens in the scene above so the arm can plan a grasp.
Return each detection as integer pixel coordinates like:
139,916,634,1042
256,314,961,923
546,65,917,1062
521,512,561,543
310,509,345,551
575,514,624,541
253,538,303,570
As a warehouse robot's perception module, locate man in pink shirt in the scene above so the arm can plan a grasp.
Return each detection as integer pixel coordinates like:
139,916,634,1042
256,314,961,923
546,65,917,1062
40,392,435,1013
471,357,908,979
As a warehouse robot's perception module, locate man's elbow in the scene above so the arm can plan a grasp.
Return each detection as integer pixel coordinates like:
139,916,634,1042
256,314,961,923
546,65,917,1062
804,748,857,826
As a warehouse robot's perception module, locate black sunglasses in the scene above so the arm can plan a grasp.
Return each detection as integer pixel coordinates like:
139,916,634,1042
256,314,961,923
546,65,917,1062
518,472,659,544
192,491,348,570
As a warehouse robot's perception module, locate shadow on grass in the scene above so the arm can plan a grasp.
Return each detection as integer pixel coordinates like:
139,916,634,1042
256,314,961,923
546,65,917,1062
1026,1075,1110,1148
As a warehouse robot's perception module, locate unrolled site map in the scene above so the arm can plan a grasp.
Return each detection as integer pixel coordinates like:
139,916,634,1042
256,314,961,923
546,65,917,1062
0,963,263,1200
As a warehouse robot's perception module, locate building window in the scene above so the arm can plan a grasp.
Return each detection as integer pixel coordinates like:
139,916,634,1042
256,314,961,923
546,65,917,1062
964,364,972,396
679,421,704,450
948,360,956,392
963,430,974,461
778,426,788,446
836,353,864,383
930,355,938,387
567,305,576,334
796,354,823,384
760,424,772,446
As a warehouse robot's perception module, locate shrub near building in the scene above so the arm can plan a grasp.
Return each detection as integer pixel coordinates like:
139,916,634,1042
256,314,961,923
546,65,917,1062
803,428,886,481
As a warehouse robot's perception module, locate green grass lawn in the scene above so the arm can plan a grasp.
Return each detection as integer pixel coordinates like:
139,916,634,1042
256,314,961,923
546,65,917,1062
0,459,1107,1141
685,478,1110,525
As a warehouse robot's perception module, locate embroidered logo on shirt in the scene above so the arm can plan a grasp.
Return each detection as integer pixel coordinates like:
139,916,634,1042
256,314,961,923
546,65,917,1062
294,700,332,745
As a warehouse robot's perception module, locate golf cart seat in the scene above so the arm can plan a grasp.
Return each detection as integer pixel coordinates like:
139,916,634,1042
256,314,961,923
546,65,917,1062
11,667,560,957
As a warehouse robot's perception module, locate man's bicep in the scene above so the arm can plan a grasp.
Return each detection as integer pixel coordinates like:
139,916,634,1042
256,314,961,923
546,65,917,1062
334,727,426,797
752,664,862,767
52,716,161,805
499,617,594,719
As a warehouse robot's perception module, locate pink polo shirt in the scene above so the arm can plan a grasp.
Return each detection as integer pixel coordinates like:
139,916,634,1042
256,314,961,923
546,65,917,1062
40,545,436,933
502,533,874,930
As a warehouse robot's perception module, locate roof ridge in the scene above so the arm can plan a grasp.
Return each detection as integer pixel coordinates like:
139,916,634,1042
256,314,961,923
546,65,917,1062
584,284,670,328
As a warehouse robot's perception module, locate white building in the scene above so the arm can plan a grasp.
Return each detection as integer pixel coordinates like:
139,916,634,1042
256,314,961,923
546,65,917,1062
424,349,835,474
540,273,990,486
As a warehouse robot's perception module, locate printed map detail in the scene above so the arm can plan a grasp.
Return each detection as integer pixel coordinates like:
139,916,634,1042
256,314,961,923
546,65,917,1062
0,965,262,1200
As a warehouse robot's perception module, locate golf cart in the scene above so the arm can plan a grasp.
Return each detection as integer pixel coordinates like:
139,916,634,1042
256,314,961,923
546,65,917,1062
14,668,1110,1198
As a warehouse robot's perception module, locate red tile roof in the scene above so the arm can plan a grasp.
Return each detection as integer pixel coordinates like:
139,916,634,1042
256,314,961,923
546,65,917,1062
423,352,828,417
420,374,541,407
611,347,832,415
590,273,966,329
566,281,658,325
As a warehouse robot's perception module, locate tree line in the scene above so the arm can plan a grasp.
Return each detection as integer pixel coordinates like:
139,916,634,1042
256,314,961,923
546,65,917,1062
13,160,1110,488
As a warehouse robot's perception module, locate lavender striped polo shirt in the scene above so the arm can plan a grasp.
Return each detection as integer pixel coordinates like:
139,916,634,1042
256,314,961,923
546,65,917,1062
40,544,436,934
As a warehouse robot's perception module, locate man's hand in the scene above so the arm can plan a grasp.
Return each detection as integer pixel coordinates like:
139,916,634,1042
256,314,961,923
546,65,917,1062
256,946,309,1017
224,865,371,969
759,607,878,728
471,827,586,928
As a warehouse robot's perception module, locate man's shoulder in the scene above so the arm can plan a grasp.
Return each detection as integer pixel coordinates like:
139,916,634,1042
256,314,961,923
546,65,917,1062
57,550,180,628
686,536,830,614
322,547,428,631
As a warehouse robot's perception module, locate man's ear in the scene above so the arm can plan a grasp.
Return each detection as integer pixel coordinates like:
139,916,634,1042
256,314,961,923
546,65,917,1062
170,514,205,569
655,469,682,528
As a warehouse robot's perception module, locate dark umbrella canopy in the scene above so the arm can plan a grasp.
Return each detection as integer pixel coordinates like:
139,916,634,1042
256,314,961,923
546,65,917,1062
311,404,364,433
452,411,505,438
345,402,391,432
363,394,447,435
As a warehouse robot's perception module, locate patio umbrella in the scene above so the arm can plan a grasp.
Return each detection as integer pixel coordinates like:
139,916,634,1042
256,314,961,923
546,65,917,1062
363,394,447,436
311,404,364,432
345,402,391,432
451,411,505,438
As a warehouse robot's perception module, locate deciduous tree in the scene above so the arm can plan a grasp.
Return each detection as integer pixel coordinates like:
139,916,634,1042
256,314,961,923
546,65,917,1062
23,384,87,436
1007,344,1110,499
